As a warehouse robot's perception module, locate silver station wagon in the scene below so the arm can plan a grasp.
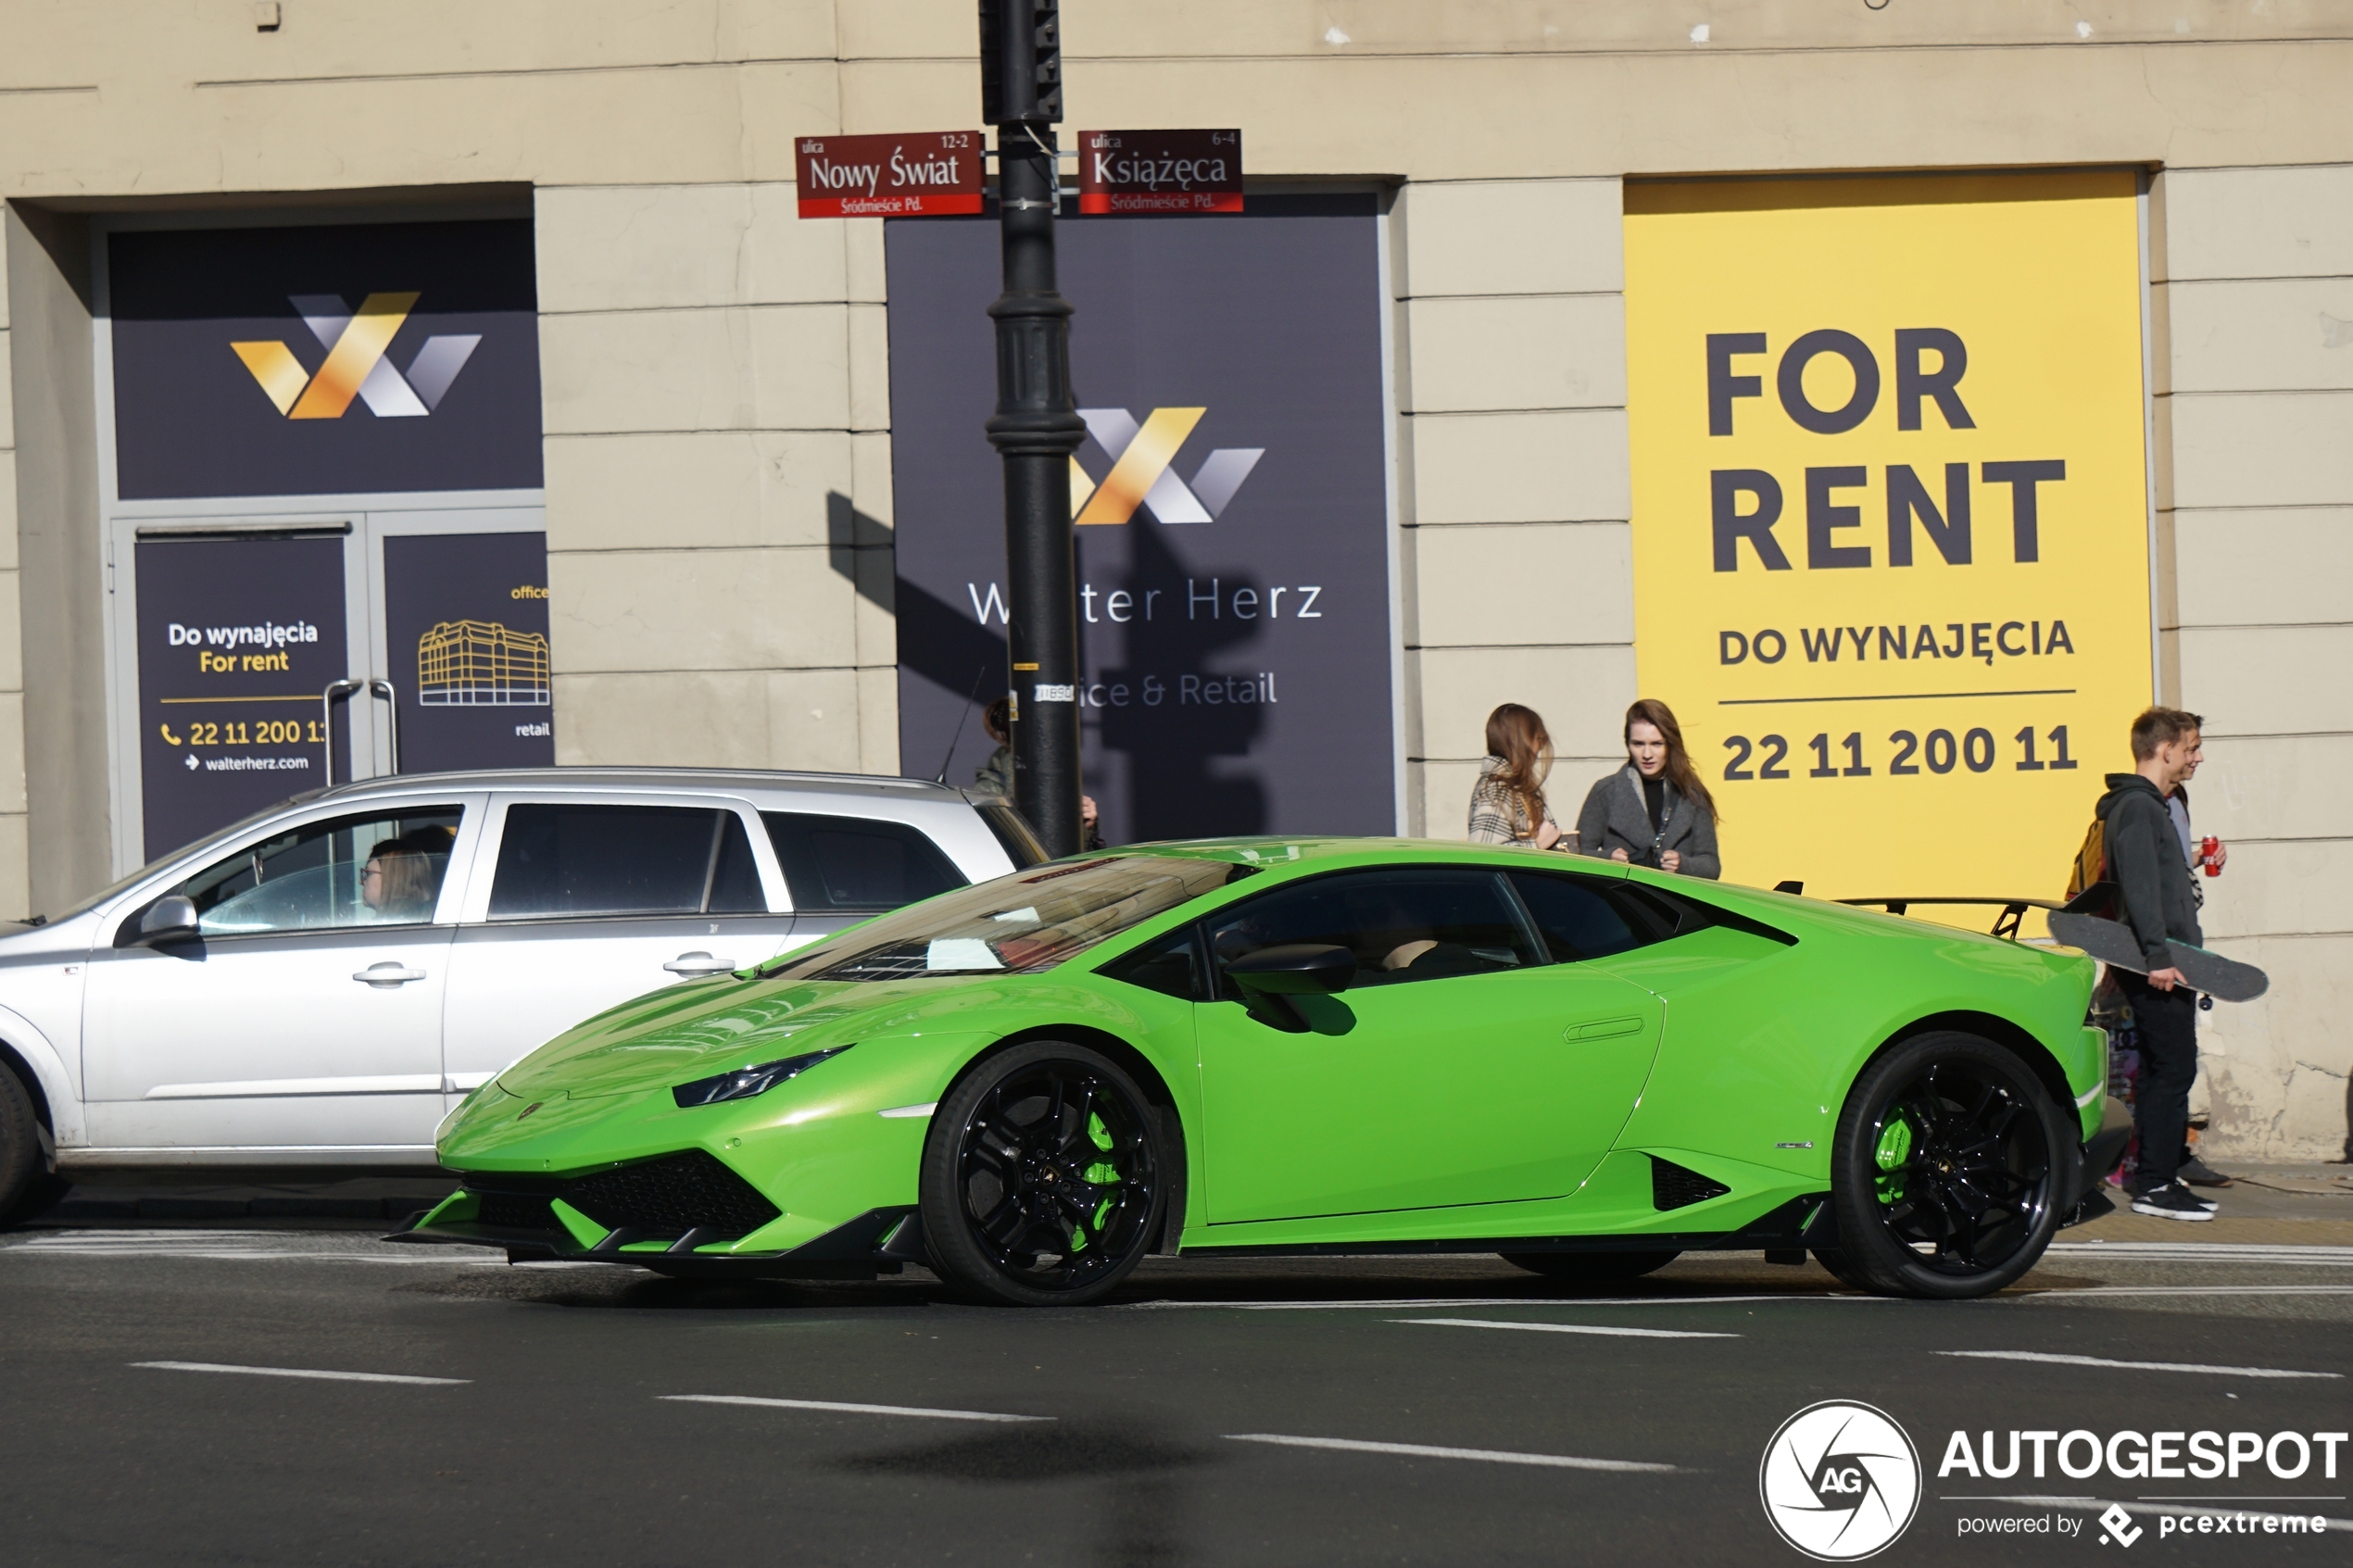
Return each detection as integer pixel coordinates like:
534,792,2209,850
0,769,1045,1223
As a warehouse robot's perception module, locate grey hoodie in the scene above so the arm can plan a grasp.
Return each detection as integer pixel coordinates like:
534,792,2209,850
2095,771,2203,967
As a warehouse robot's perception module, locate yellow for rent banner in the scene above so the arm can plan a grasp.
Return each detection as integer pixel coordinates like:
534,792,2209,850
1624,171,2154,922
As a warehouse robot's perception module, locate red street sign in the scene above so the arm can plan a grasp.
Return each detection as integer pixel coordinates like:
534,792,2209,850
1076,130,1243,215
795,132,984,218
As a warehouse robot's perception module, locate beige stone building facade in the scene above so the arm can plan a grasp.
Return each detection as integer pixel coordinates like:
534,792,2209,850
1,1,2347,1159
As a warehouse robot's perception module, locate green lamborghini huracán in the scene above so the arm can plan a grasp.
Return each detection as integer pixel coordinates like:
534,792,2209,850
397,840,2129,1304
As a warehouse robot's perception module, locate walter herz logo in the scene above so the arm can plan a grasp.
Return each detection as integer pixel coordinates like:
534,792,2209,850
231,293,480,419
1071,407,1263,525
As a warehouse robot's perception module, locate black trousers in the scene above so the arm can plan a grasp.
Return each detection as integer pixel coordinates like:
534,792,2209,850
2120,972,2199,1189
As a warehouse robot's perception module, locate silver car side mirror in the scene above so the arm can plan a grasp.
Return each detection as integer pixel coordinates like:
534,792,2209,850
134,895,202,947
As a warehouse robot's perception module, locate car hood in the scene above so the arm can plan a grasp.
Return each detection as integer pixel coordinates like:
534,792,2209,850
497,972,1032,1101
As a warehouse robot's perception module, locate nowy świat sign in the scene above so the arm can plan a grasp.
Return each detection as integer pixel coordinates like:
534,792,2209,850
1624,171,2155,916
794,133,984,218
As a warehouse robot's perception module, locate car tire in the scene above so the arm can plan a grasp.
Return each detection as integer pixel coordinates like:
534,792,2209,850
1807,1247,1871,1289
919,1039,1167,1308
0,1067,47,1226
1,1173,69,1227
1500,1250,1680,1286
1829,1030,2069,1299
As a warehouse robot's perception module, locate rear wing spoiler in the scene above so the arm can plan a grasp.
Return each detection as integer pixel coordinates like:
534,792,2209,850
1832,882,2115,942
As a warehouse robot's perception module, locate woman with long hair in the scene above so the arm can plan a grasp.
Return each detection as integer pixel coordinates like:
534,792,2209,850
1466,703,1566,849
1574,698,1721,878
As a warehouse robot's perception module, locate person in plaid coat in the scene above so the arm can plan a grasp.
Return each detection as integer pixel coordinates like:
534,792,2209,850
1466,703,1567,849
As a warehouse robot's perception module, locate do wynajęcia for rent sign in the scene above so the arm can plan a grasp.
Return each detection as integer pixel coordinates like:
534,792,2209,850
1624,170,2155,921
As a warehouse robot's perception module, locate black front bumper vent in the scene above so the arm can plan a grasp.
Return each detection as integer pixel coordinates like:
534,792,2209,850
466,1149,781,1243
565,1149,781,1236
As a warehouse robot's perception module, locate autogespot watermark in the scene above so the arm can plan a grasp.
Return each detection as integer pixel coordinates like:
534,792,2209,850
1765,1405,2349,1555
1759,1400,1923,1561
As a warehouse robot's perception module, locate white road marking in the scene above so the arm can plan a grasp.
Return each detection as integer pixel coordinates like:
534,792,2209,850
1938,1350,2339,1380
1117,1293,1880,1311
2023,1285,2353,1299
132,1361,468,1386
1225,1433,1676,1474
1980,1496,2352,1535
2045,1241,2353,1268
1399,1317,1738,1340
2,1230,507,1265
661,1394,1049,1424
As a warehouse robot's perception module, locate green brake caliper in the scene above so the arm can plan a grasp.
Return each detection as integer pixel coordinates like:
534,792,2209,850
1874,1114,1914,1206
1071,1110,1122,1253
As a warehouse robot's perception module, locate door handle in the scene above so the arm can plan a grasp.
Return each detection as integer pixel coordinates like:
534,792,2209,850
353,962,428,987
664,951,738,975
1567,1015,1644,1041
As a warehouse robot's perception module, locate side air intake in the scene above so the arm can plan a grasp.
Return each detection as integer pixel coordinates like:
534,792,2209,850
1651,1157,1732,1211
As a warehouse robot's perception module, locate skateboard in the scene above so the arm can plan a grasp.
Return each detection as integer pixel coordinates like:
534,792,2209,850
2047,910,2269,1004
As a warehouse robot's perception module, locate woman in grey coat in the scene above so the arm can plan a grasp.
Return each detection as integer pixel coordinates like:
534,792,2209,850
1574,698,1722,879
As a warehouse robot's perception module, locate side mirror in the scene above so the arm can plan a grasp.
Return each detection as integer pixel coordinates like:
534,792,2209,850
134,896,202,947
1223,944,1353,1034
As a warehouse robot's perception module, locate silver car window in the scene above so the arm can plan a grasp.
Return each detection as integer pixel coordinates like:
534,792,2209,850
487,803,762,920
761,811,967,914
167,807,463,936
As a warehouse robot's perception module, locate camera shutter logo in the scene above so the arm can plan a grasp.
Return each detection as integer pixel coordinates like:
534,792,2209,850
1069,407,1264,525
1759,1400,1921,1561
230,293,482,419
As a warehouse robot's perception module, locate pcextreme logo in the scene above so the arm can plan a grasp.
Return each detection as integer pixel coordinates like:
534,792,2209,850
231,293,482,420
1071,407,1264,525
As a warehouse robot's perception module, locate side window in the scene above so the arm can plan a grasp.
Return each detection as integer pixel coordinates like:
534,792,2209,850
762,812,968,914
975,799,1050,869
706,813,768,914
1506,871,1676,962
1099,924,1202,1001
155,806,464,939
488,805,761,920
1202,869,1541,995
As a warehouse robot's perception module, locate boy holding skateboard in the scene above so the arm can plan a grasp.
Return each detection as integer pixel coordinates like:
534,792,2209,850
2098,708,2218,1222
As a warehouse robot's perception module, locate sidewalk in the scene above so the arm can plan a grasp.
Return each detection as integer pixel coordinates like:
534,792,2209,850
2074,1160,2353,1247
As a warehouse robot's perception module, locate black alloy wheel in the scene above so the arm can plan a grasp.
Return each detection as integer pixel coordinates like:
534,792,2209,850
1828,1031,2067,1298
1500,1249,1680,1286
920,1041,1166,1307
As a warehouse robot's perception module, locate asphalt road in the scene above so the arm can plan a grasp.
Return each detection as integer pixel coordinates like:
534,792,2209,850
3,1187,2349,1567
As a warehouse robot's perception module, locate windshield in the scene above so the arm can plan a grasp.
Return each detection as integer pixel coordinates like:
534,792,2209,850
767,855,1253,983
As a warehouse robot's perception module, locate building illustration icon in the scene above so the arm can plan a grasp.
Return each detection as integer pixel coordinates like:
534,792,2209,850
417,620,551,706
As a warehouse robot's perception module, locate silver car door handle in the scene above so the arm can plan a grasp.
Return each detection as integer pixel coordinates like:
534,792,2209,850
664,951,738,975
353,962,428,987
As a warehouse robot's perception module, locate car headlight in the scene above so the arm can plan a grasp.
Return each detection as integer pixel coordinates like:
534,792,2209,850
672,1046,850,1110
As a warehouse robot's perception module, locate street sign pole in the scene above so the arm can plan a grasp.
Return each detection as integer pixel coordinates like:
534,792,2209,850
981,1,1085,857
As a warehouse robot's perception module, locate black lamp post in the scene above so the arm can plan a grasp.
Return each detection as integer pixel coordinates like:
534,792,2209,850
980,0,1086,857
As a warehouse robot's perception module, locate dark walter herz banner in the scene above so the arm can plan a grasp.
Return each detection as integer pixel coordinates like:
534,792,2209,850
108,218,542,501
887,194,1393,841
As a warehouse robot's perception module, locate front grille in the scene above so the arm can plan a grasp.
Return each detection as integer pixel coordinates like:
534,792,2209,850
1651,1157,1732,1211
474,1191,556,1231
563,1149,781,1238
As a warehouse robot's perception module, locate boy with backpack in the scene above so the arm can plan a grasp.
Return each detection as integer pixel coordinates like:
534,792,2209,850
2076,708,2220,1222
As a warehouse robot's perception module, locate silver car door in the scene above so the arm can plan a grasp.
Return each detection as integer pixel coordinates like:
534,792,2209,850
438,792,797,1105
80,797,482,1158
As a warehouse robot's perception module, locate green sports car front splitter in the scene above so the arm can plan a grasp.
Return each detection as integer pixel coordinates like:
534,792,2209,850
391,1185,936,1280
